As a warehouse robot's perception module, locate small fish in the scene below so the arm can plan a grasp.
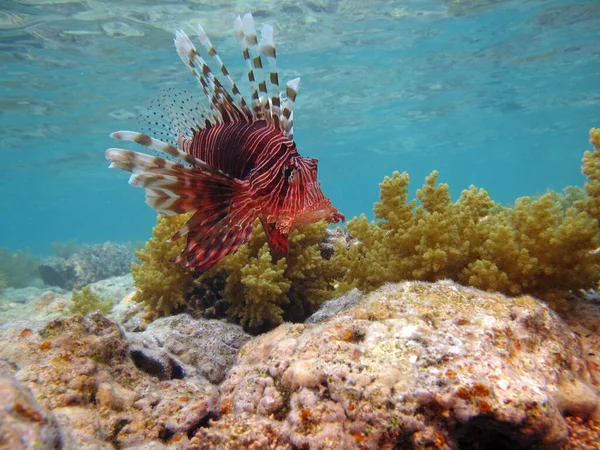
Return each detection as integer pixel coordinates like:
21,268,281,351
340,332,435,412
106,13,344,271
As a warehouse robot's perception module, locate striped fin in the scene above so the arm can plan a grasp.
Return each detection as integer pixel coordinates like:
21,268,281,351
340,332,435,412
282,78,300,139
258,24,281,129
234,13,264,119
173,209,255,270
174,30,246,124
106,147,256,271
111,131,206,168
195,24,253,121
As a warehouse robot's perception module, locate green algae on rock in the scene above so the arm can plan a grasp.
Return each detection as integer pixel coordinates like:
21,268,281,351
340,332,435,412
70,285,113,316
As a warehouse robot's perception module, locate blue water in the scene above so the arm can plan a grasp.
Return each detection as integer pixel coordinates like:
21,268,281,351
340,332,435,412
1,0,599,255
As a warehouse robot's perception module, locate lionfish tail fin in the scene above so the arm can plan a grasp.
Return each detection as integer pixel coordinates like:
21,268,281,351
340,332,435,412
106,147,256,270
174,13,300,138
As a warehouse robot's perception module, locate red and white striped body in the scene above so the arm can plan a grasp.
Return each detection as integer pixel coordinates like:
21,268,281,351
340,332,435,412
106,13,344,271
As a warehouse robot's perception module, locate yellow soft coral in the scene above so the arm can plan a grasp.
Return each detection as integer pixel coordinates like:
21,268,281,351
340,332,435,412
199,219,341,330
334,171,495,292
70,285,113,316
334,133,600,301
131,214,194,320
224,242,291,329
576,128,600,220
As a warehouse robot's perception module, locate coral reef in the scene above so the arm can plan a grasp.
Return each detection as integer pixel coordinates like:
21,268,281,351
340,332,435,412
332,132,600,300
196,281,600,449
70,285,113,316
133,129,600,328
41,241,138,290
132,213,342,331
1,277,600,448
131,214,195,320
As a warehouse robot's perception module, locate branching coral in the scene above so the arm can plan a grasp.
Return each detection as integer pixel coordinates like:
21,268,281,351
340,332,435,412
333,130,600,300
70,285,113,316
133,213,340,330
198,220,341,331
131,214,195,320
576,128,600,220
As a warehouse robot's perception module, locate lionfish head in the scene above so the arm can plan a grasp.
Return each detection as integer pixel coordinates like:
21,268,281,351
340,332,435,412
276,155,345,233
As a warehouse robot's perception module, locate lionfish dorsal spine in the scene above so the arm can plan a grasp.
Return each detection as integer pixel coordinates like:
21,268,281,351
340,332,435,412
195,24,253,121
258,24,281,129
234,13,265,119
174,31,245,125
283,77,300,139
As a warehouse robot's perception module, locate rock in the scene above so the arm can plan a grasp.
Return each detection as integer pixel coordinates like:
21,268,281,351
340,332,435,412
110,289,146,332
201,281,600,449
306,288,363,323
42,244,137,290
0,313,218,449
1,285,65,304
0,374,63,450
130,314,251,384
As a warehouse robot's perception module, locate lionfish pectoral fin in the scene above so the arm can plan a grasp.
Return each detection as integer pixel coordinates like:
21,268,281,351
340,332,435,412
174,207,255,271
106,147,256,271
260,216,289,255
169,179,257,271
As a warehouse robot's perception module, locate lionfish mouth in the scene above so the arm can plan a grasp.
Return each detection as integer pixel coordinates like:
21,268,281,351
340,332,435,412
296,204,345,226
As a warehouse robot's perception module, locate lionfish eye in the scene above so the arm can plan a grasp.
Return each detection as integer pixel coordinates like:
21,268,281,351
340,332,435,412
284,166,294,180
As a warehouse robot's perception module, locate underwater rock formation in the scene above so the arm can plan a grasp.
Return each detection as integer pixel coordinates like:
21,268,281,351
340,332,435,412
128,314,251,384
41,242,137,291
0,280,599,449
0,313,218,449
195,281,599,449
0,373,63,450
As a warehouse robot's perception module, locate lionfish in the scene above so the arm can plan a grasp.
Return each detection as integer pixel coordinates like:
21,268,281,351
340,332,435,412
106,13,344,271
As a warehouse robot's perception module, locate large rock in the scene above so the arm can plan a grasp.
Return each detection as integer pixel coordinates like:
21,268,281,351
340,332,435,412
0,373,63,450
128,314,251,384
0,313,218,449
193,281,600,449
